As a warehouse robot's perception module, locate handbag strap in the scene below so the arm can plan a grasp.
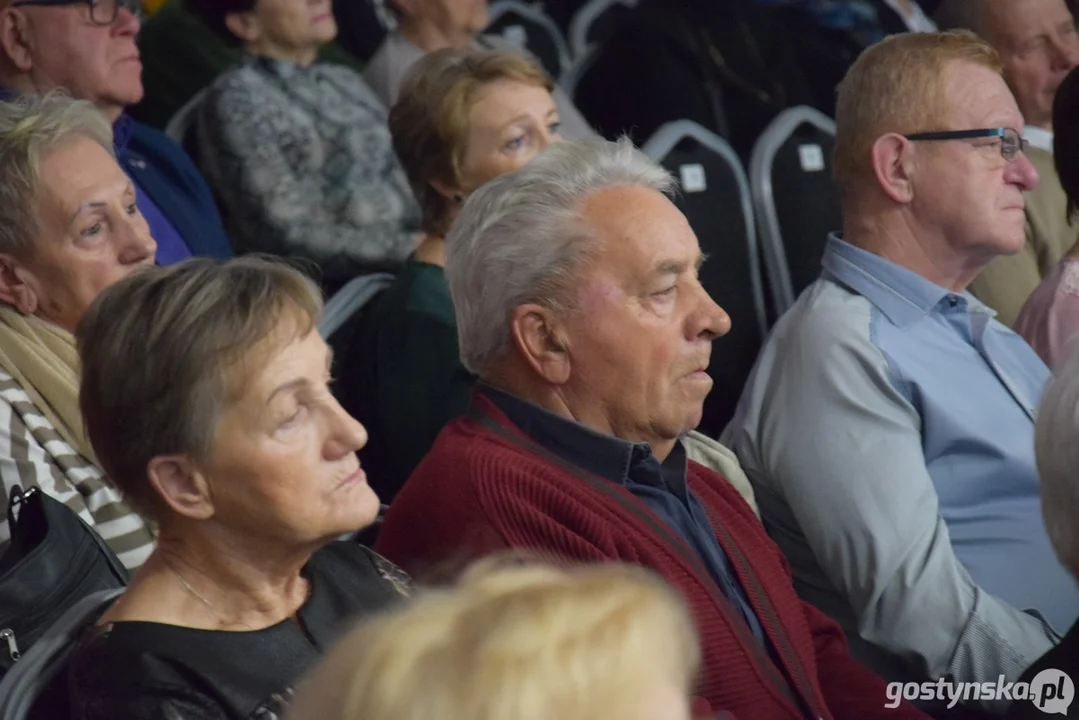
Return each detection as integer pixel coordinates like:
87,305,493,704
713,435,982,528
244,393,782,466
0,588,124,719
71,504,129,585
6,486,25,528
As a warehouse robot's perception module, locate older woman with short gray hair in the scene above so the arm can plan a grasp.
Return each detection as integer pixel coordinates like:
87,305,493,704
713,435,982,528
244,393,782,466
68,256,408,719
0,91,156,569
1006,351,1079,717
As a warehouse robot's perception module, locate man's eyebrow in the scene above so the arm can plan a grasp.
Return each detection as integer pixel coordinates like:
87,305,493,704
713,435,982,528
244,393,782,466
651,254,709,276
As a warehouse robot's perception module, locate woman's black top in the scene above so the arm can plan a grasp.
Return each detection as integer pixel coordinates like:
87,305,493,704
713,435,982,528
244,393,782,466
67,542,409,720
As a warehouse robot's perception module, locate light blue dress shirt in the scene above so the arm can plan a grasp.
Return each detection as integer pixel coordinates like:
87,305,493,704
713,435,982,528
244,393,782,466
723,236,1075,705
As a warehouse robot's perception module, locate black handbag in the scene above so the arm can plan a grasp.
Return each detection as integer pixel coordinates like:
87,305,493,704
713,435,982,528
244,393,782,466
0,485,128,678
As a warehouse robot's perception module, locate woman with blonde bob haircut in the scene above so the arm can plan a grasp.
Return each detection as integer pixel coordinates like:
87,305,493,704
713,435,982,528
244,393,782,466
342,48,562,503
289,560,706,720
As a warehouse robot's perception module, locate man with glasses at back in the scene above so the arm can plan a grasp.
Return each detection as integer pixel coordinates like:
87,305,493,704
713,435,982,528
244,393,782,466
723,30,1077,713
936,0,1079,328
0,0,231,264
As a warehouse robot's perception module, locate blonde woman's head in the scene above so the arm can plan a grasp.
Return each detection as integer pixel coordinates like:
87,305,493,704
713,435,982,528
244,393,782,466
289,559,700,720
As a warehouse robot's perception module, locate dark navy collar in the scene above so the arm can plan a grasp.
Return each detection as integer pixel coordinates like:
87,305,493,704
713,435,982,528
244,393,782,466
479,384,688,490
112,113,135,154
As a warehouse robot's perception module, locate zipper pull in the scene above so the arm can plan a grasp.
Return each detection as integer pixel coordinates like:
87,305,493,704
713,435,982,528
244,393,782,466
1,629,20,662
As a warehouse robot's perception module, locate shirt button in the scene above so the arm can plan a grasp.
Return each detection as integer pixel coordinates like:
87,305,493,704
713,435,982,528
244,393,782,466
948,295,960,307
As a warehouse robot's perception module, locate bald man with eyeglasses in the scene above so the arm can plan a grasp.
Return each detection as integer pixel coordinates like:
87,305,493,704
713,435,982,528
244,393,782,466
0,0,232,264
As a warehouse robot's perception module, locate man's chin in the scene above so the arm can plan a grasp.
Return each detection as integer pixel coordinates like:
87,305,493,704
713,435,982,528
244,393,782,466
999,230,1027,257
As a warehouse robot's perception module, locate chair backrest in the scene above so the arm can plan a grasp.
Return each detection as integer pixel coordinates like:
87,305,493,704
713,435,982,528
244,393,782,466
333,0,394,63
0,589,121,720
567,0,640,59
643,120,768,436
749,106,842,316
559,44,599,100
319,272,397,341
163,85,210,148
485,1,573,81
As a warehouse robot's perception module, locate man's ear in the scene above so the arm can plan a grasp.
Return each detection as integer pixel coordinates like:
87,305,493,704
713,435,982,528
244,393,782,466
0,8,35,73
0,254,38,315
871,133,916,204
508,303,571,385
223,11,261,44
146,455,215,521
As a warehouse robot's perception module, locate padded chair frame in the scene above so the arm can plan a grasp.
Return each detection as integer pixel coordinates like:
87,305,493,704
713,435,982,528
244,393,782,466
567,0,641,60
164,86,210,146
643,120,768,340
486,0,574,82
319,273,397,340
749,106,838,314
559,44,599,99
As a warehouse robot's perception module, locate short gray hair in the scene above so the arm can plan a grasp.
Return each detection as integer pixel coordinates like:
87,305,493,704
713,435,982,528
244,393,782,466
0,91,115,257
77,256,323,521
444,137,675,375
1035,347,1079,582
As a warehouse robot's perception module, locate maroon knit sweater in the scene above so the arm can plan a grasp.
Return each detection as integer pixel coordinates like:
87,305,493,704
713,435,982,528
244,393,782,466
375,395,927,720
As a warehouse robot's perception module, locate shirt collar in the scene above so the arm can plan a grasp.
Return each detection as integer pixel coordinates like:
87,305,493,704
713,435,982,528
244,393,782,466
479,384,683,487
821,234,993,327
112,113,134,154
1023,126,1054,153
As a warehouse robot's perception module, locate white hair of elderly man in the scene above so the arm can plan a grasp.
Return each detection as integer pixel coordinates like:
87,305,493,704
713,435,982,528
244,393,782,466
444,136,675,377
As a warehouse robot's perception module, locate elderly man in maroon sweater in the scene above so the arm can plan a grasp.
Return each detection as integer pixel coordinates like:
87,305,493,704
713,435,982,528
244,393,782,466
374,138,927,720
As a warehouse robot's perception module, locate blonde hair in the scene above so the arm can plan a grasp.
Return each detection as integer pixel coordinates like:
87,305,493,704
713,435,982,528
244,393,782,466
288,560,700,720
76,256,323,521
0,90,115,256
389,48,553,238
833,30,1002,190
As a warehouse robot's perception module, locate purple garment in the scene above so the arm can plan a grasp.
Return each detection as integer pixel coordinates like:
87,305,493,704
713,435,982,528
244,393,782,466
112,115,191,266
136,188,191,266
1014,256,1079,372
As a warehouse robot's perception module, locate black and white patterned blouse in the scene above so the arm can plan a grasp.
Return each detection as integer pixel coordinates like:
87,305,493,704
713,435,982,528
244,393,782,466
195,55,420,286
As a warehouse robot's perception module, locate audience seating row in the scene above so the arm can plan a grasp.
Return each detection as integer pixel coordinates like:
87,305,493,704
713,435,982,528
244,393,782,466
306,108,842,439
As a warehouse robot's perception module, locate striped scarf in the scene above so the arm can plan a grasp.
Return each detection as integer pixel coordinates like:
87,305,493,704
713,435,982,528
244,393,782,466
0,306,154,568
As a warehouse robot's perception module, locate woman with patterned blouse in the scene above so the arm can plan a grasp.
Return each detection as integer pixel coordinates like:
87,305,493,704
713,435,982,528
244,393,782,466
187,0,421,291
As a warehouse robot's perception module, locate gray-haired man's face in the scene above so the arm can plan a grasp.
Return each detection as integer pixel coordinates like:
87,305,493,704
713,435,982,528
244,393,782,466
552,184,731,451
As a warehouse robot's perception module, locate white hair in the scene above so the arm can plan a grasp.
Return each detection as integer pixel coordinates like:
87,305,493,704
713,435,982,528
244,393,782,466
0,90,115,257
1035,346,1079,582
444,137,676,376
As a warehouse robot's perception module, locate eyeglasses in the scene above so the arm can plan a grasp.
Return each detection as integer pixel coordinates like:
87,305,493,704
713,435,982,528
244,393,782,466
10,0,141,26
903,127,1028,162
